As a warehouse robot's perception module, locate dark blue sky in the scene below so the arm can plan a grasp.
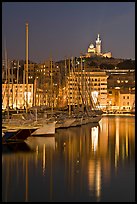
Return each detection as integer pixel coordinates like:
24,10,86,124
2,2,135,63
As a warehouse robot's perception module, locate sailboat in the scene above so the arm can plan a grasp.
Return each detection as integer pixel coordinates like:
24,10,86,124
2,23,55,142
65,55,102,127
29,56,57,136
55,58,77,129
2,43,36,143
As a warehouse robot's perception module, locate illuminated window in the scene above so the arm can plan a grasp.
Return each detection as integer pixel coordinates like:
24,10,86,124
117,80,120,83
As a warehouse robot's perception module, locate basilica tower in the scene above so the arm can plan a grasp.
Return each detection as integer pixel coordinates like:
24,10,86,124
96,34,101,54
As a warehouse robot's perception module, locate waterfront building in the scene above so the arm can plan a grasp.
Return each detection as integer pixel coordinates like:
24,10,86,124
40,60,60,108
105,68,135,76
2,83,34,110
24,63,38,83
107,88,135,113
24,62,56,85
37,60,59,84
24,60,60,108
2,83,46,110
119,89,135,112
67,67,108,110
107,73,135,112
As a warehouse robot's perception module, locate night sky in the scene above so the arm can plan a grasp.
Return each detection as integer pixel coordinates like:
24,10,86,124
2,2,135,63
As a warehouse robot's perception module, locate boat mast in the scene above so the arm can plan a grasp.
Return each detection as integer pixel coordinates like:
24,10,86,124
50,57,53,114
4,41,10,120
71,57,74,109
25,22,29,113
64,57,67,88
11,62,14,109
76,59,80,109
3,41,8,110
16,60,19,111
80,55,84,112
68,58,71,116
23,69,25,109
33,77,36,107
4,39,8,84
7,58,10,121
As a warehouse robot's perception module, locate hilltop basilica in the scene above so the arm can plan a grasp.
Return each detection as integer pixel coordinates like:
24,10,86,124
85,34,112,58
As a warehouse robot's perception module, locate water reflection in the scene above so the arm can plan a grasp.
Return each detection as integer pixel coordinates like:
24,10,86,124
2,116,135,202
2,142,31,153
91,126,99,152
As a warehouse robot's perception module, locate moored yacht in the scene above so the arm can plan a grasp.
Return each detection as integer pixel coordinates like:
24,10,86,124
2,127,37,144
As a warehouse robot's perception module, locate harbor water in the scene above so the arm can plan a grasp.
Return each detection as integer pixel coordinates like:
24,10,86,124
2,116,135,202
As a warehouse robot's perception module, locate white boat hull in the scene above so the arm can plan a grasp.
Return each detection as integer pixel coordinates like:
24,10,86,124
32,121,56,136
56,118,76,129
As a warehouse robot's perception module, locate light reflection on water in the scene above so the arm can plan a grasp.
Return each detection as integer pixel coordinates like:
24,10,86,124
2,116,135,202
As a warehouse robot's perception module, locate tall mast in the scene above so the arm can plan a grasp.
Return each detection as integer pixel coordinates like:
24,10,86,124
76,58,80,109
4,41,10,120
23,69,25,108
16,60,19,110
80,55,84,112
4,39,8,84
7,59,10,121
71,57,74,109
11,62,14,109
68,58,71,116
50,57,53,114
33,77,36,107
25,22,29,113
64,57,67,87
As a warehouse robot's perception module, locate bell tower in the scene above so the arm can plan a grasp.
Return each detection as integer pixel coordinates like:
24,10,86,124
96,34,101,54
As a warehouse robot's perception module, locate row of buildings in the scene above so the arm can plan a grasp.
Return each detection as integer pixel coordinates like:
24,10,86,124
2,27,134,113
2,57,135,113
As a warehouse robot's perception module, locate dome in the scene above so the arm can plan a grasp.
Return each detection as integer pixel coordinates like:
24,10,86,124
89,43,94,49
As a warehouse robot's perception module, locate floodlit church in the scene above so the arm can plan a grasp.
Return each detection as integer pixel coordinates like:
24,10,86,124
86,34,112,58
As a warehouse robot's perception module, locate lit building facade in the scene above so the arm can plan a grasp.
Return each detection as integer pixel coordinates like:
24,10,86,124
67,68,108,110
2,83,34,110
107,73,135,113
107,88,135,113
24,63,38,83
2,83,46,110
119,89,135,112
